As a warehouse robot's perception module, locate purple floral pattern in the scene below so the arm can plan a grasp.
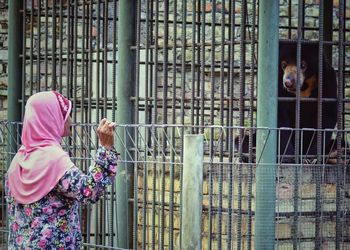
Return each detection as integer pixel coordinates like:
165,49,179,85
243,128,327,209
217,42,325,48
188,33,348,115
5,146,118,250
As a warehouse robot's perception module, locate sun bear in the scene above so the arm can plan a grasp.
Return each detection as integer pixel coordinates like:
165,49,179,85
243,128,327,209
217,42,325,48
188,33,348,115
278,41,337,162
236,41,338,163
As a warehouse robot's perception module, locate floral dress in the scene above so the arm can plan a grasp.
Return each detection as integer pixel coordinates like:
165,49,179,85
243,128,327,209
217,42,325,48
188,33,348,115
5,146,118,250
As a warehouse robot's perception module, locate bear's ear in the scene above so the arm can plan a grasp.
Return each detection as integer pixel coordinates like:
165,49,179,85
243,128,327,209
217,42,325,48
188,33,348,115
281,61,287,71
301,60,307,72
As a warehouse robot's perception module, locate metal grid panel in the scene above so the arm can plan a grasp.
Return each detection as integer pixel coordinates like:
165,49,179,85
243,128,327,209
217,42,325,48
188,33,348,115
136,0,257,128
1,123,350,249
0,122,21,248
22,0,119,123
275,129,350,249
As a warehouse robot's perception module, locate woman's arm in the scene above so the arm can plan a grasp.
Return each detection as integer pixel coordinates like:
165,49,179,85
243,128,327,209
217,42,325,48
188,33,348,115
54,146,118,204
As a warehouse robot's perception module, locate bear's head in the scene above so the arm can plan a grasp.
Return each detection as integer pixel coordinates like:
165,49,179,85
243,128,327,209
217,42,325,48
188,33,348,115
279,42,319,97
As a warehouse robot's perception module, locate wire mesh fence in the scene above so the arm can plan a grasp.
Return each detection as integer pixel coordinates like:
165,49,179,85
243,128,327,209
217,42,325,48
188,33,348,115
0,122,349,249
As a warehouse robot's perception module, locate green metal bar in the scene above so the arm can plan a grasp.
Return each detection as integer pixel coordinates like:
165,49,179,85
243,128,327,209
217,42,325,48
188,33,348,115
255,1,279,249
116,0,136,248
323,0,333,65
7,0,23,161
336,1,345,249
181,134,203,250
8,0,23,123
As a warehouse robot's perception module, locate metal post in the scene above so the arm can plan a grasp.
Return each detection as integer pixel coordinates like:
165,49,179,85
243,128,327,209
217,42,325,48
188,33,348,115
7,0,23,158
181,134,203,250
323,0,333,65
8,0,23,122
116,0,136,248
255,1,279,249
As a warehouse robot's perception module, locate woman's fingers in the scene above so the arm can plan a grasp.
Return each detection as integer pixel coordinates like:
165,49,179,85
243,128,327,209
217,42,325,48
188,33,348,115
97,118,107,133
98,119,113,129
100,118,107,126
108,122,116,129
97,119,116,145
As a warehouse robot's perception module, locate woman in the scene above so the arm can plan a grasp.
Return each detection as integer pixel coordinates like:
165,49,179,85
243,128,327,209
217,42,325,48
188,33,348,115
5,91,118,249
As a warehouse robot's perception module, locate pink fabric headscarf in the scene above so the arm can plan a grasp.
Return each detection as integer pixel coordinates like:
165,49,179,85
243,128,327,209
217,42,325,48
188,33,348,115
7,91,73,204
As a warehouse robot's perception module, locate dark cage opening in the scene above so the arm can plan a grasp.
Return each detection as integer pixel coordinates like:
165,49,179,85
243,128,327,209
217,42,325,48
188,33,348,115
0,0,349,249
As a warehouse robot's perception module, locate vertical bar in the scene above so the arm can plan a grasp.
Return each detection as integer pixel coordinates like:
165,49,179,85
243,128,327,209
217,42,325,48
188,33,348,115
66,2,71,98
73,1,77,121
227,1,236,248
96,0,101,122
88,2,93,124
323,0,333,64
169,1,178,248
97,18,104,238
248,1,257,249
44,0,48,89
80,1,86,235
134,0,140,126
336,1,345,249
86,3,93,245
58,0,62,91
301,1,305,39
8,0,23,155
142,128,148,250
29,0,34,93
179,4,187,246
21,0,26,118
238,1,247,248
293,1,303,248
151,0,158,126
116,0,136,248
37,0,41,92
151,2,159,247
52,0,57,90
86,14,94,246
144,0,150,127
195,1,201,132
200,0,205,130
209,1,221,249
112,0,117,122
179,0,185,125
316,1,325,249
255,0,278,249
7,2,23,207
288,0,292,39
141,129,150,250
103,0,108,118
190,0,195,129
81,1,86,124
181,134,203,250
133,0,141,248
160,2,169,249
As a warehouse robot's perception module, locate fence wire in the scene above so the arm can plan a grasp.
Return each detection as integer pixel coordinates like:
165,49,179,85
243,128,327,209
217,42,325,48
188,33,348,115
0,122,349,249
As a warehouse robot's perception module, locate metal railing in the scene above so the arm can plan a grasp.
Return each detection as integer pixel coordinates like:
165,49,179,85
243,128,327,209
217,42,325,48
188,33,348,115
1,122,349,249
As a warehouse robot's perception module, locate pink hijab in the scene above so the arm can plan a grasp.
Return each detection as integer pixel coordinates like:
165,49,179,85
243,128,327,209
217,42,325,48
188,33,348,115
7,91,73,204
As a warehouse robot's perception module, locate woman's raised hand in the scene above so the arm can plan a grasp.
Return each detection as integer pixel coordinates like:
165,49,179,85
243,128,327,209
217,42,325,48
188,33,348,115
97,118,116,149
